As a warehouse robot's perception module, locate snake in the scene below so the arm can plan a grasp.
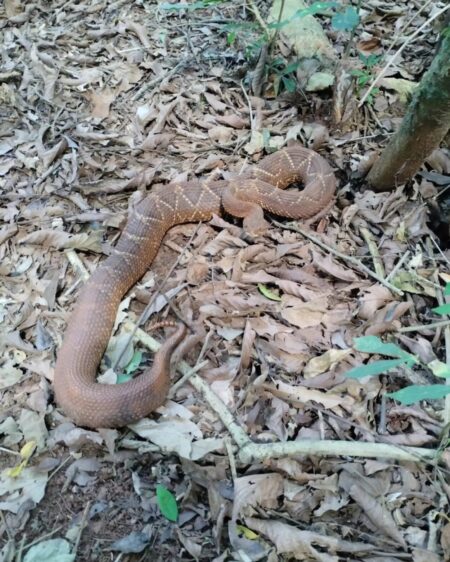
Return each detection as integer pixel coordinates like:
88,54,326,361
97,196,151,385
53,145,336,428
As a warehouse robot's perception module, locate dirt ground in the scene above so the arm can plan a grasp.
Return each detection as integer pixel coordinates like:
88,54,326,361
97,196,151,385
1,0,450,561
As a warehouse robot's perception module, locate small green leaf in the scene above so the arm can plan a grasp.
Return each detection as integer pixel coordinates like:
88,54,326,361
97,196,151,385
116,350,144,383
344,359,406,379
387,384,450,405
428,360,450,379
261,128,271,148
258,283,282,301
237,524,259,539
353,336,417,362
116,373,133,384
281,76,297,93
331,6,359,31
125,350,143,375
283,61,300,74
432,303,450,316
227,31,236,46
156,485,178,522
359,53,381,69
444,283,450,296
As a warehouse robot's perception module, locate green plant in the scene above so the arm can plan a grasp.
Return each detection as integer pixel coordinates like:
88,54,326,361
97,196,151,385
269,58,300,95
351,53,381,104
156,484,178,522
163,0,362,97
432,282,450,315
344,283,450,405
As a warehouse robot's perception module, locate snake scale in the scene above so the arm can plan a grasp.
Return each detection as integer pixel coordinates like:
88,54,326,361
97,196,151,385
54,146,336,428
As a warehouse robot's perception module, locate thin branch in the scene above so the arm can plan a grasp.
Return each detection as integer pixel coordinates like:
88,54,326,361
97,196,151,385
74,501,91,556
126,320,438,465
132,59,188,102
268,0,285,50
360,226,385,278
358,4,450,107
65,229,442,464
398,319,450,333
272,220,404,296
123,320,251,450
238,439,436,464
247,0,271,39
385,250,411,282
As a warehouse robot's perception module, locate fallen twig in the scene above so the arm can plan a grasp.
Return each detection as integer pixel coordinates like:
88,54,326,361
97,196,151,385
65,228,442,464
385,250,410,282
238,439,435,464
272,220,404,296
397,319,450,333
359,4,449,107
127,318,437,465
360,226,385,278
132,59,188,102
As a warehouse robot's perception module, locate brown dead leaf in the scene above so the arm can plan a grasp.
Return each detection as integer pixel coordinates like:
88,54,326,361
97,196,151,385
303,349,352,379
412,549,441,562
176,529,202,559
19,229,103,253
339,470,406,546
60,67,103,88
78,168,156,194
246,518,374,561
281,296,328,329
203,92,228,112
357,285,394,320
0,225,18,245
261,340,309,372
357,37,381,53
194,154,225,174
232,473,283,520
364,300,412,335
186,258,209,285
441,522,450,560
121,20,150,48
262,380,354,411
312,251,359,282
149,97,180,135
211,376,236,408
141,132,174,150
203,229,247,256
216,113,248,129
240,321,256,370
208,125,233,144
5,0,23,18
272,332,309,355
86,88,116,119
136,102,158,128
241,270,324,300
249,316,291,338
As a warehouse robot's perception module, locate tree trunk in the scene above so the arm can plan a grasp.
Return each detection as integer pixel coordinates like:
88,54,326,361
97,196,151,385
367,27,450,191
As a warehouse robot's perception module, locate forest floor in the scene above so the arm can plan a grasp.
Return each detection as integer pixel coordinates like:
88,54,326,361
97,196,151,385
1,0,450,561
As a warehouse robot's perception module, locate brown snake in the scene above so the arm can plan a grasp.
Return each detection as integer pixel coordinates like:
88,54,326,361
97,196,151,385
54,146,336,428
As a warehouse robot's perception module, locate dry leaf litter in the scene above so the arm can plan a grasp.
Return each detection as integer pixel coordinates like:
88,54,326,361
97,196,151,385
1,1,450,561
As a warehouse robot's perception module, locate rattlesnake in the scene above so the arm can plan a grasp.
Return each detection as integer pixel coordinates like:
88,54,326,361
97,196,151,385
54,145,336,428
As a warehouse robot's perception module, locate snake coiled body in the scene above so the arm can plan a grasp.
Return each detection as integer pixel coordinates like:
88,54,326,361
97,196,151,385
54,146,336,428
